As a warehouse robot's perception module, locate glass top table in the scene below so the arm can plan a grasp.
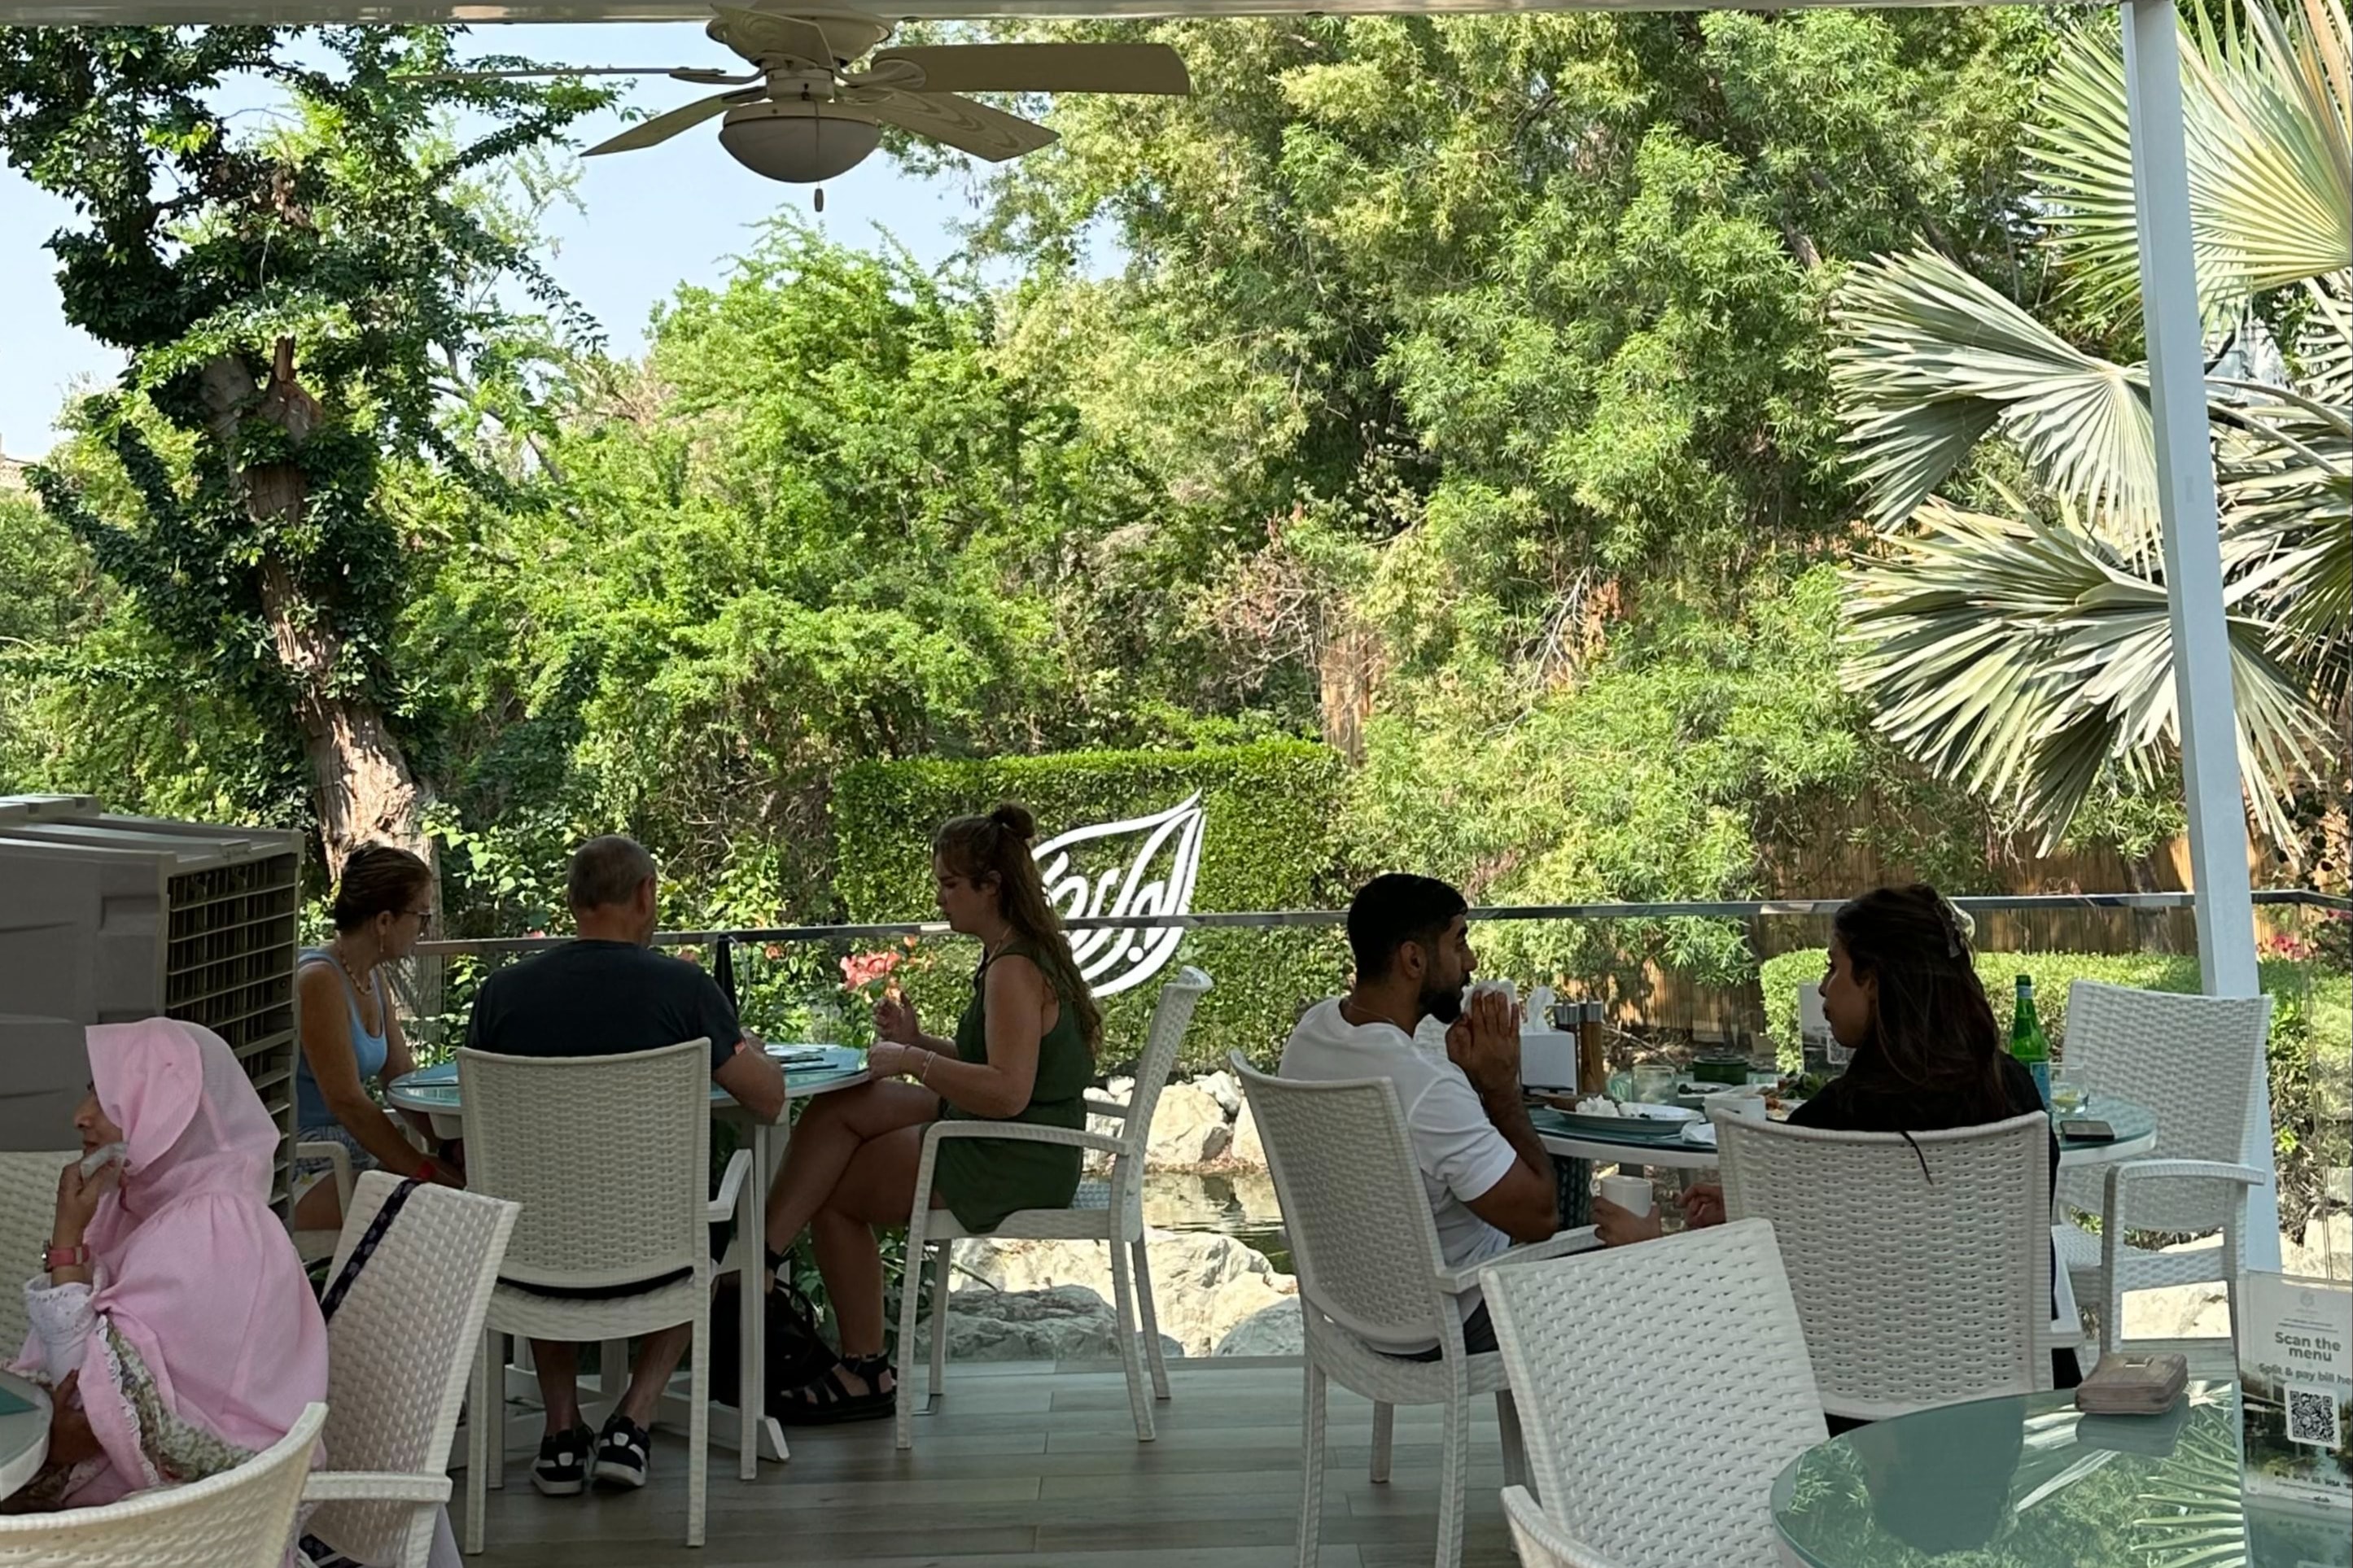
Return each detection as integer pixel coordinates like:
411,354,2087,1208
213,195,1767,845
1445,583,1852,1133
0,1369,50,1500
1531,1094,2157,1171
1772,1381,2352,1568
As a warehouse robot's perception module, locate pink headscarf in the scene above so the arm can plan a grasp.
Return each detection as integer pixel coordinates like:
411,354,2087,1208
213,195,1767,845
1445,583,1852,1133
13,1018,328,1505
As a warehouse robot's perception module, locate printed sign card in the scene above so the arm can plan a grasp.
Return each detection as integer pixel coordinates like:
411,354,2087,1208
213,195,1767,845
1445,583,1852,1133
2238,1270,2353,1522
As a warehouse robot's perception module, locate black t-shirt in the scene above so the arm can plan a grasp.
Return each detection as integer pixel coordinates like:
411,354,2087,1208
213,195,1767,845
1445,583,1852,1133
463,940,741,1072
1791,1051,2058,1186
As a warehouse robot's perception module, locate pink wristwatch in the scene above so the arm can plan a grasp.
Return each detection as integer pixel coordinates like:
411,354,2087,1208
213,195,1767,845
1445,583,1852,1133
42,1242,90,1273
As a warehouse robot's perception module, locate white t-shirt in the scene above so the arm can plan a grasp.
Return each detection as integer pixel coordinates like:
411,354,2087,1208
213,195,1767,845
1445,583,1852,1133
1279,998,1519,1352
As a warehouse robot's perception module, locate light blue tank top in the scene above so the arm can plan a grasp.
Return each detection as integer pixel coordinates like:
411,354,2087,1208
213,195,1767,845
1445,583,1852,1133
295,947,389,1128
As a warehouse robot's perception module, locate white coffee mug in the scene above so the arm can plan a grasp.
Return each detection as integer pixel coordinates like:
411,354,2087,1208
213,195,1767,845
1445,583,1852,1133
1597,1173,1652,1217
1714,1092,1768,1123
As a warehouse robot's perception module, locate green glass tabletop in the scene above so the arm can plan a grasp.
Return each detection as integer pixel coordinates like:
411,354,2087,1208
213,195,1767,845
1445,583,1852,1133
1525,1094,2154,1155
2063,1094,2154,1152
1772,1382,2351,1568
389,1046,867,1110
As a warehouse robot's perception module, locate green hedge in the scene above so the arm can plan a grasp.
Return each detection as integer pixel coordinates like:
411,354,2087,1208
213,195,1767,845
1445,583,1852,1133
830,741,1352,1074
1759,947,2351,1229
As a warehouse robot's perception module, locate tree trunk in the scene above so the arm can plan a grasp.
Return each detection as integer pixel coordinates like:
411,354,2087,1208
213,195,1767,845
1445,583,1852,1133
203,342,435,883
257,560,434,881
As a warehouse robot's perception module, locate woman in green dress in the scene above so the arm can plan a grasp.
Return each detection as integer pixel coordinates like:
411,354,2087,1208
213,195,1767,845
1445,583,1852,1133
760,801,1103,1422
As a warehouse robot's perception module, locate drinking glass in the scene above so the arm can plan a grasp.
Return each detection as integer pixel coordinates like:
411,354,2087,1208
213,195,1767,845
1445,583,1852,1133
1631,1064,1677,1106
2050,1068,2089,1116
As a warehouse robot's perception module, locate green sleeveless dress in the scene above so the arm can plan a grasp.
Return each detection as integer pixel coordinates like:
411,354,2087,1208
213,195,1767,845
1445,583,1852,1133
934,941,1091,1233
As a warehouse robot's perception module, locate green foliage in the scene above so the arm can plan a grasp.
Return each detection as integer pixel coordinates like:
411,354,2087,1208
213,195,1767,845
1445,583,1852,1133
1829,0,2352,855
1760,945,2351,1225
0,25,615,859
401,220,1187,929
831,741,1350,1072
1345,564,1988,996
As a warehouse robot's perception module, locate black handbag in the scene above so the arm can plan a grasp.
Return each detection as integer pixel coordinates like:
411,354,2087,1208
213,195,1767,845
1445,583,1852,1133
706,1275,841,1410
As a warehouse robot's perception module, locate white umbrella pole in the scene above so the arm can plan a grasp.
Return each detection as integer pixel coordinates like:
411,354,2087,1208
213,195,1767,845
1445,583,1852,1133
2121,0,2281,1269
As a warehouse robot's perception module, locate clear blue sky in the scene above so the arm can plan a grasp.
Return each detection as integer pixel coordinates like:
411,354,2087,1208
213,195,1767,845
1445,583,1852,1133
0,23,988,458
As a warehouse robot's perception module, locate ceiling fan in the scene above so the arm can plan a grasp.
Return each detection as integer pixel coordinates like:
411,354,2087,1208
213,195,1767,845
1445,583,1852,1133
443,7,1190,185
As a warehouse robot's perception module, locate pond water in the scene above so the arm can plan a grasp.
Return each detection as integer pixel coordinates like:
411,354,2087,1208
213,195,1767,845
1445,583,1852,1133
1140,1169,1292,1274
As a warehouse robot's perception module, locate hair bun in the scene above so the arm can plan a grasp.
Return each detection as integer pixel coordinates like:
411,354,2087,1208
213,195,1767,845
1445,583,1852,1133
989,802,1037,842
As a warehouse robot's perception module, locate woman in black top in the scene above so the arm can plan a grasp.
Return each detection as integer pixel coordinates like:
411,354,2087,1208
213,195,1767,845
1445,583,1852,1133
1594,884,2074,1392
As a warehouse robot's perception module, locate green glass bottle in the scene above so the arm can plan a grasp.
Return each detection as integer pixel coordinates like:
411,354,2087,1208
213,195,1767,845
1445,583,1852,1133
2009,975,2051,1107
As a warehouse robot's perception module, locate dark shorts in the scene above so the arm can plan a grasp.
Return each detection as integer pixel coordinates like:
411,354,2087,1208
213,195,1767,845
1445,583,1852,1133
500,1266,693,1300
499,1223,732,1299
1394,1302,1498,1362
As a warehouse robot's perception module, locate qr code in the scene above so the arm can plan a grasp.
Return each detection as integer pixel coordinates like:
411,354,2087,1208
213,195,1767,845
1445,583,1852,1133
2285,1385,2341,1447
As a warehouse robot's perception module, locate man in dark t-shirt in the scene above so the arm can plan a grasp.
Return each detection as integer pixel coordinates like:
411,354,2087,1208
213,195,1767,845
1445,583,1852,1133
464,834,784,1498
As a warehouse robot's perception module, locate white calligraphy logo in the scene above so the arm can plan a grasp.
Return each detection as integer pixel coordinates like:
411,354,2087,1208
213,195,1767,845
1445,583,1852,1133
1036,795,1207,998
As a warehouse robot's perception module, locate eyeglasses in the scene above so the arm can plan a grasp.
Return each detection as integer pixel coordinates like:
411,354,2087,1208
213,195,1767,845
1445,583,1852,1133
405,909,435,931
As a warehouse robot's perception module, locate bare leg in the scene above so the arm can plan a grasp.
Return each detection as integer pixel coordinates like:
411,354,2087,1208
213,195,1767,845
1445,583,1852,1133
619,1325,693,1426
763,1079,938,1254
292,1177,343,1231
797,1122,939,1397
531,1341,583,1435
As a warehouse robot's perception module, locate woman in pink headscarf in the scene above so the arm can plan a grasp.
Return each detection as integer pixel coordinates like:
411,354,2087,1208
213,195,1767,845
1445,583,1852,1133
11,1017,328,1508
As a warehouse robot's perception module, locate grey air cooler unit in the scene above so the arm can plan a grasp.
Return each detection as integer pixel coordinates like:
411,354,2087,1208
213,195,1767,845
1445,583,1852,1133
0,795,303,1210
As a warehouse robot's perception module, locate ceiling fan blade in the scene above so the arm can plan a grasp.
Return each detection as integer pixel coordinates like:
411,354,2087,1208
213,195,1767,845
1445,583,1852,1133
867,43,1189,96
864,91,1058,162
583,90,752,156
711,8,841,69
422,66,705,81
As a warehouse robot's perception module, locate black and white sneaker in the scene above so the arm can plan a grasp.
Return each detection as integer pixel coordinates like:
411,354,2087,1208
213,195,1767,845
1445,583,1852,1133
593,1413,651,1491
530,1423,595,1497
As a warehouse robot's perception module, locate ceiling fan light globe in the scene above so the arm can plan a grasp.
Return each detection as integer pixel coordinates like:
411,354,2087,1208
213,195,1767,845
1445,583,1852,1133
718,108,881,183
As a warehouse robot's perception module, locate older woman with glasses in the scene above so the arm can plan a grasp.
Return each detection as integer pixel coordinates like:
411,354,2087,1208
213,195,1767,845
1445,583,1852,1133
291,843,461,1228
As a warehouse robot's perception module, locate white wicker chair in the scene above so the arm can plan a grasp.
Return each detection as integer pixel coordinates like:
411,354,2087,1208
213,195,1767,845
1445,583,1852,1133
0,1152,77,1355
458,1040,752,1553
1712,1107,2053,1422
1233,1053,1599,1568
2053,980,2274,1356
1501,1483,1616,1568
301,1171,518,1568
0,1401,328,1568
895,967,1213,1449
292,1138,356,1264
1478,1220,1826,1568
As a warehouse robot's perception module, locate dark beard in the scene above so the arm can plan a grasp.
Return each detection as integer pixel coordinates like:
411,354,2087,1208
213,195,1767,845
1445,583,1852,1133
1418,981,1463,1024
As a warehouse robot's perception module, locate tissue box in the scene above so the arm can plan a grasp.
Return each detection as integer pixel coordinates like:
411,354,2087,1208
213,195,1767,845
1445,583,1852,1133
1518,1030,1580,1091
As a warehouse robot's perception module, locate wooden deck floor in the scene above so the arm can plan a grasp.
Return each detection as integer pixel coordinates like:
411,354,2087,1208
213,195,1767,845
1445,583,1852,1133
466,1354,1515,1568
466,1339,2239,1568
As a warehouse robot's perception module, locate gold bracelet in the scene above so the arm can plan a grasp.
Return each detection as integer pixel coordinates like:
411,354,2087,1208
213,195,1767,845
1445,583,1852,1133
916,1050,934,1084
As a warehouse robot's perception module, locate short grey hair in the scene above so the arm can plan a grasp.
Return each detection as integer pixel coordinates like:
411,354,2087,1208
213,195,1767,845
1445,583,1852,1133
566,835,657,912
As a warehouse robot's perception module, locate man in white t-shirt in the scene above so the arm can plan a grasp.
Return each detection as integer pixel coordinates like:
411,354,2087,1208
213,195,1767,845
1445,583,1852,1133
1278,873,1561,1356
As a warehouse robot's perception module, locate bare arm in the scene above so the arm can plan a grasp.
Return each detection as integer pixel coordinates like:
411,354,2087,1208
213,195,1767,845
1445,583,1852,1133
713,1041,786,1124
298,964,440,1177
900,955,1047,1120
380,973,417,1082
1447,990,1560,1243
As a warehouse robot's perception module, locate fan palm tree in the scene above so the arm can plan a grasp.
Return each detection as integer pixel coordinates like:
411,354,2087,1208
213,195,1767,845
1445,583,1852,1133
1830,0,2350,853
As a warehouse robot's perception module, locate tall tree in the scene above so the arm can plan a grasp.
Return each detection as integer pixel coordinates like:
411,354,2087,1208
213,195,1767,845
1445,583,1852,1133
0,26,609,874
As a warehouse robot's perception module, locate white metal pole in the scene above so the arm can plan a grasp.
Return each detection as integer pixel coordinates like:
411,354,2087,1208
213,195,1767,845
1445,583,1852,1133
2121,0,2281,1268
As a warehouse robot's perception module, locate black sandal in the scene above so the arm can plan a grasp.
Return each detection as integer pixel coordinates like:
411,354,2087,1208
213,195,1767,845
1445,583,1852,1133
775,1354,896,1426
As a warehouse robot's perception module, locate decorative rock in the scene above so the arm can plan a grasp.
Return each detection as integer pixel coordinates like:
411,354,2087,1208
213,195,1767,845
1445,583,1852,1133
923,1284,1183,1363
1146,1082,1232,1168
1223,1100,1266,1170
1215,1299,1302,1356
2121,1282,2233,1341
1195,1069,1242,1118
952,1229,1294,1357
